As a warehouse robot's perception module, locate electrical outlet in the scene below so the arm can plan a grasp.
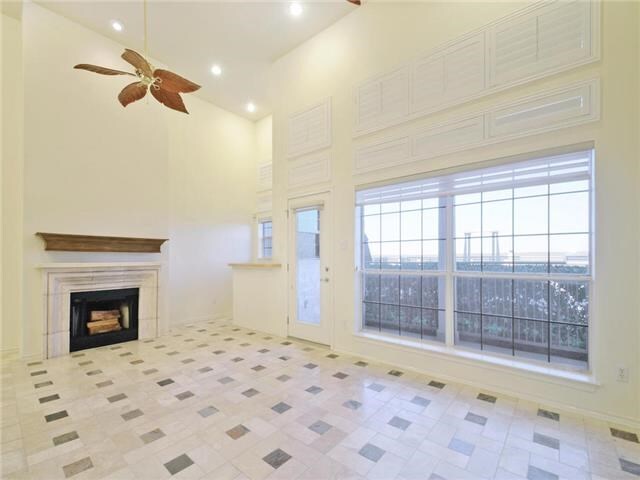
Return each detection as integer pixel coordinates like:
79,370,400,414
617,366,629,383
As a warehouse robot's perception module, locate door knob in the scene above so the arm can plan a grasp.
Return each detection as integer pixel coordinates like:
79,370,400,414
321,277,330,282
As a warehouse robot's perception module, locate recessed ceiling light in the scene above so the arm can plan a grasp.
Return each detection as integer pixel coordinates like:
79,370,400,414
246,102,256,113
210,64,222,76
111,20,123,32
289,2,303,17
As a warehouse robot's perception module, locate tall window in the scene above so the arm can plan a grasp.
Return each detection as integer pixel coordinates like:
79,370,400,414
357,149,593,370
258,219,273,258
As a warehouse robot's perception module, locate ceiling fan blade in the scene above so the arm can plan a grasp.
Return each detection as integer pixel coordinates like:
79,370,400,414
118,82,148,107
151,87,189,114
121,49,153,77
74,64,135,76
153,69,200,93
346,0,361,4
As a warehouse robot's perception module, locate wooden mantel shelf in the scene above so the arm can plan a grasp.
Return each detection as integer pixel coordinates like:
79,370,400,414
36,233,168,253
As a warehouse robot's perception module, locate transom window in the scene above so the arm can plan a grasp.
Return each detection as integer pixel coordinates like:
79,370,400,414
357,149,593,370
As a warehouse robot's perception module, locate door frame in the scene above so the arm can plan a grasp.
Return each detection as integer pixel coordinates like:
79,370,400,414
286,190,334,347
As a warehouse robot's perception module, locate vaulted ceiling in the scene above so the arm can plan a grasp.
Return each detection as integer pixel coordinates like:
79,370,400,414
28,1,357,120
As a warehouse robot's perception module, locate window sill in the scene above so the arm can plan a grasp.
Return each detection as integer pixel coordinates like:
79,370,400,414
352,330,599,391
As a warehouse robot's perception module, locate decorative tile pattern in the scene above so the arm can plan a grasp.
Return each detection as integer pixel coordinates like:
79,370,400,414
263,448,291,469
175,391,194,400
164,454,194,475
388,369,403,377
3,320,639,480
359,443,385,462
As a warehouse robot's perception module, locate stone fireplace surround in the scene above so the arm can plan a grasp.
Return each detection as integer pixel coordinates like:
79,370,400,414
39,262,161,358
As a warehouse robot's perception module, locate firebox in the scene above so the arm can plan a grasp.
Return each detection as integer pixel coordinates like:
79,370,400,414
70,288,139,352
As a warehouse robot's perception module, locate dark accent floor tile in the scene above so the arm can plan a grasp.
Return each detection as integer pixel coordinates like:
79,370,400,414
154,345,166,349
428,380,446,389
281,341,292,346
620,458,640,476
35,381,53,388
45,410,68,422
31,370,47,376
272,402,292,414
231,357,244,363
39,394,60,404
181,358,195,364
240,343,250,347
226,424,249,439
527,465,558,480
303,347,314,352
71,353,85,357
258,349,269,353
309,420,332,435
164,454,194,475
141,428,165,444
304,363,318,369
176,391,194,401
28,361,43,366
252,365,266,372
86,370,102,376
107,393,127,403
198,366,213,373
343,400,362,410
184,338,195,342
263,448,291,469
306,385,323,395
448,438,475,456
218,376,234,384
78,361,93,366
213,350,225,355
277,375,291,382
411,396,431,407
359,443,385,462
326,353,339,359
53,431,79,446
110,345,122,350
388,369,403,377
197,329,206,332
429,474,446,480
247,332,256,336
333,372,348,379
533,432,560,450
157,378,175,387
388,416,411,431
130,359,144,365
263,336,272,340
465,412,487,426
196,343,207,348
224,338,234,342
242,388,259,398
119,352,132,357
477,393,497,403
122,409,143,421
198,406,218,418
166,351,179,356
537,408,560,421
63,456,93,478
96,380,113,388
355,361,368,367
143,369,158,375
611,427,639,443
368,383,385,392
279,356,290,361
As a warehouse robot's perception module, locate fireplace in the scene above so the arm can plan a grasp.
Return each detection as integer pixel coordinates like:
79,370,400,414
70,288,139,352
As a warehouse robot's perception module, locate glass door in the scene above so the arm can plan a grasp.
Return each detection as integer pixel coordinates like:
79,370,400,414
288,193,332,345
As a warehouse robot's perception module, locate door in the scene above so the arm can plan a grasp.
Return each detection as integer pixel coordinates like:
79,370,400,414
288,193,332,345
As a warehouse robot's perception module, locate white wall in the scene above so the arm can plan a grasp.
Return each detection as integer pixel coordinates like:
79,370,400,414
1,13,24,356
9,3,258,357
267,1,640,425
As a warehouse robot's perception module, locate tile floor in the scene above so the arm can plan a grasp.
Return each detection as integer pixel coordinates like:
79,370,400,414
1,320,639,480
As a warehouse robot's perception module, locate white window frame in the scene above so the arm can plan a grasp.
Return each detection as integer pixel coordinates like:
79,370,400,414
256,216,273,260
355,148,594,373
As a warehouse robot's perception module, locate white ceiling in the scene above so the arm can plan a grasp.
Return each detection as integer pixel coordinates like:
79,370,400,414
32,1,356,120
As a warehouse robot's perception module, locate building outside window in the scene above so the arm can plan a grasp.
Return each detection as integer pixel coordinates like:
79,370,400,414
356,149,593,370
258,219,273,259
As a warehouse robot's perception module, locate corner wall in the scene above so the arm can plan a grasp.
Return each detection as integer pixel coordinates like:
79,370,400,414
6,3,259,358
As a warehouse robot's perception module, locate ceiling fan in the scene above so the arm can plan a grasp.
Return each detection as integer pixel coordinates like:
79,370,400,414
74,0,200,114
74,49,199,114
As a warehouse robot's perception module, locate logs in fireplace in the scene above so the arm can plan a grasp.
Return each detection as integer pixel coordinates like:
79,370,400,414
70,288,139,352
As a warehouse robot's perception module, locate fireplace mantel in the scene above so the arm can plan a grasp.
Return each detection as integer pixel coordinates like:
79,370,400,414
36,232,168,253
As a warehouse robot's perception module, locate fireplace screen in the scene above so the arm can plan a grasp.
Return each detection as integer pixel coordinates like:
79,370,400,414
70,288,139,352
